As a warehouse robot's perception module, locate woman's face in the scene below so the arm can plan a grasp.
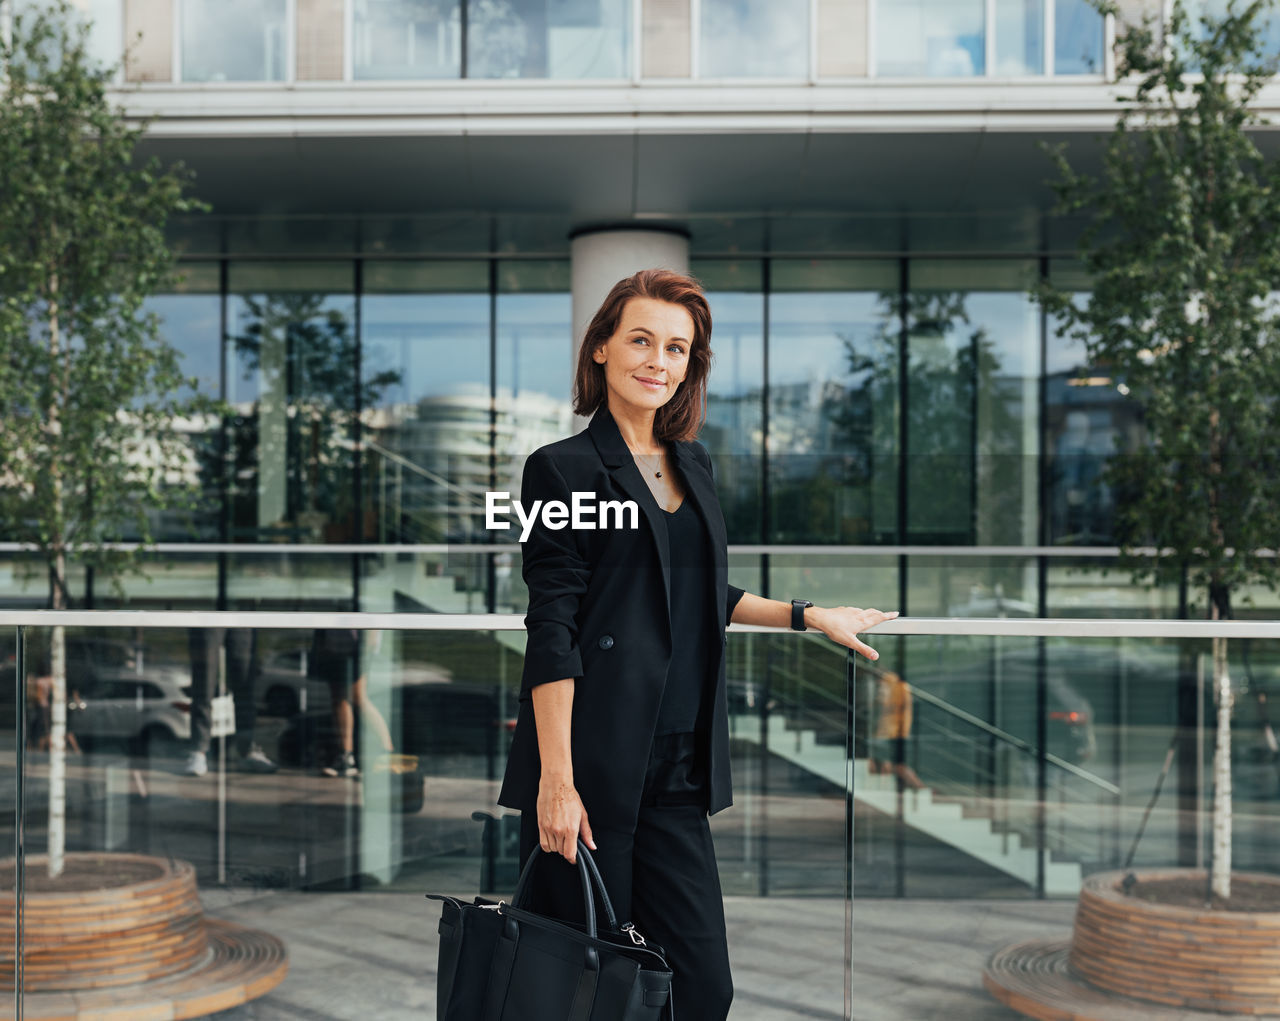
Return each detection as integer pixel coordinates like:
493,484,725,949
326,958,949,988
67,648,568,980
592,297,695,417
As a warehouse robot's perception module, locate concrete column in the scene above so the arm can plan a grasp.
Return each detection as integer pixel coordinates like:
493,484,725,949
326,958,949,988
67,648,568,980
569,228,690,424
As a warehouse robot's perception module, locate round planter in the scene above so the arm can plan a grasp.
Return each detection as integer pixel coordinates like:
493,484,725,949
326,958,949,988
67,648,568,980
986,868,1280,1019
1072,868,1280,1014
0,852,287,1020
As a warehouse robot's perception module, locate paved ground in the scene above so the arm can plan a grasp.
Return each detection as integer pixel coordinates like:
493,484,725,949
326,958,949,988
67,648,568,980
190,890,1077,1021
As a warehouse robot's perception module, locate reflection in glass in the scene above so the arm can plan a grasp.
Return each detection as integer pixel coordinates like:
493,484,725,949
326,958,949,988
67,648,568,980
768,261,898,544
139,270,223,543
877,0,984,77
693,260,765,543
700,0,809,78
1182,0,1280,64
226,264,368,544
468,0,630,79
492,263,572,614
994,0,1043,75
1054,0,1104,74
354,0,462,79
362,262,489,548
15,0,123,71
906,261,1040,546
181,0,287,82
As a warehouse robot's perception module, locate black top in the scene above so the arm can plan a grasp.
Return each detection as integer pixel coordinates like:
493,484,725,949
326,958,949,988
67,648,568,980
653,497,716,738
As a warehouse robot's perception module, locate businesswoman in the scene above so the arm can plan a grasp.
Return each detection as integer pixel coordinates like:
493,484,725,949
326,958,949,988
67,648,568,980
496,268,896,1019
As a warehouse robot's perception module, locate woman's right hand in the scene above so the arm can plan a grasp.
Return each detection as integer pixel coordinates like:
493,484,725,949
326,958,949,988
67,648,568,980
536,774,597,865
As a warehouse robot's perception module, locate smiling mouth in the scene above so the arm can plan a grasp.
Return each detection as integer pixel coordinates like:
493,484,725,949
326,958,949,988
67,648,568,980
636,377,665,388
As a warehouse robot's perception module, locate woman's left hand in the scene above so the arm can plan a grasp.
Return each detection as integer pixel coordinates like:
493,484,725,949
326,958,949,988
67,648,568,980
808,606,899,660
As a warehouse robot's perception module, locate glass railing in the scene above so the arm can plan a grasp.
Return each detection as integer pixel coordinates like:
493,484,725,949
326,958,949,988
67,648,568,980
2,611,1279,1019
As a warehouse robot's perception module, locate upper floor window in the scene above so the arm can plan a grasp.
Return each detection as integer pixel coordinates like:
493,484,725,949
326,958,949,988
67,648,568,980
354,0,462,79
14,0,122,74
700,0,810,78
878,0,985,76
181,0,287,82
351,0,630,79
467,0,630,78
875,0,1104,77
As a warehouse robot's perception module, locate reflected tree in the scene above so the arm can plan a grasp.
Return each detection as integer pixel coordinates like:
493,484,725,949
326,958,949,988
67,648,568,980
228,293,401,542
832,290,1021,546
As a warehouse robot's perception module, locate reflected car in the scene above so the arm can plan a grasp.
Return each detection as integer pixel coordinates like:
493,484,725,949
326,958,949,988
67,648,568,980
256,649,333,718
68,670,193,756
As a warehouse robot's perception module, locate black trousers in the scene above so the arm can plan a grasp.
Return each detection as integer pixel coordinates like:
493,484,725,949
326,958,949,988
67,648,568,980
518,731,734,1021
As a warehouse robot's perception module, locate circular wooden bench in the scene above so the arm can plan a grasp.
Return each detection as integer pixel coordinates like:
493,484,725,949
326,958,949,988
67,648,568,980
985,869,1280,1020
0,853,287,1020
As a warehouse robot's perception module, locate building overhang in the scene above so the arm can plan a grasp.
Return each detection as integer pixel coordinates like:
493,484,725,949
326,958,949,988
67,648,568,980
123,80,1280,231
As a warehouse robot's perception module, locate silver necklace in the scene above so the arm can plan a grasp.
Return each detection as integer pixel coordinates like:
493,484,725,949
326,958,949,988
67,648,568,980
633,449,664,479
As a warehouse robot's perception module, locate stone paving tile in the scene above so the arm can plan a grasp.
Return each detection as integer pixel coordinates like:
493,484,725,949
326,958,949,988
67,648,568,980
199,892,1076,1020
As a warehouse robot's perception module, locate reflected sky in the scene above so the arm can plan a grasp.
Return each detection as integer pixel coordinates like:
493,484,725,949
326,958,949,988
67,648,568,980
701,0,809,78
182,0,287,81
1055,0,1104,74
354,0,462,79
878,0,985,76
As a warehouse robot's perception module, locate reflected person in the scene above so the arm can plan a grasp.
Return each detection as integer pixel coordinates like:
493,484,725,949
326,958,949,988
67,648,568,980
184,628,277,776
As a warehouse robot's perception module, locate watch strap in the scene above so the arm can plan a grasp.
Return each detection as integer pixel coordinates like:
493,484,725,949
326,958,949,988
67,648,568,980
791,599,813,632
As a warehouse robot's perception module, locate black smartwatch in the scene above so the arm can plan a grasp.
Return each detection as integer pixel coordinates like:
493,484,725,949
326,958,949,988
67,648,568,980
791,599,813,632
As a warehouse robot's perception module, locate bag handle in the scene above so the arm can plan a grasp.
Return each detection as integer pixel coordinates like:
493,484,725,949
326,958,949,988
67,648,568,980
511,840,620,938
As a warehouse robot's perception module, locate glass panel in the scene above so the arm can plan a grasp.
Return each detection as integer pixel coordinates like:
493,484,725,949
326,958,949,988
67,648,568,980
699,0,809,78
1045,556,1183,617
906,554,1038,618
877,0,985,77
467,0,631,78
12,623,851,1017
354,0,462,79
1181,0,1280,65
1054,0,1105,74
692,260,765,544
181,0,287,81
492,263,573,617
853,634,1239,912
995,0,1044,75
906,260,1040,546
225,262,359,544
14,0,123,71
768,260,899,544
361,261,490,550
141,264,223,543
1045,259,1127,547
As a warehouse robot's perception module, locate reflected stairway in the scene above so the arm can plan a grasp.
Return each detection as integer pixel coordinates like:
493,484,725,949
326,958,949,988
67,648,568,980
729,711,1083,895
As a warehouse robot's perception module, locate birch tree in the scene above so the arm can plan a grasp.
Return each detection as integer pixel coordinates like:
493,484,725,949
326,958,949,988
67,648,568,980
0,1,215,877
1041,0,1280,899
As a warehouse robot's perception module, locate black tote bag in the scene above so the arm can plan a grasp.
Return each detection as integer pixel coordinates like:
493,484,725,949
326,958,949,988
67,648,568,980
426,840,674,1021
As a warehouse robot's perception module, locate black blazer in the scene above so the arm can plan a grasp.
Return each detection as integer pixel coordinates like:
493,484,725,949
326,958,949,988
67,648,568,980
496,403,745,832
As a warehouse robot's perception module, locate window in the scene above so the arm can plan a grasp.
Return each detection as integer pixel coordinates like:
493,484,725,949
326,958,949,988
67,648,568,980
700,0,809,78
877,0,985,77
181,0,287,82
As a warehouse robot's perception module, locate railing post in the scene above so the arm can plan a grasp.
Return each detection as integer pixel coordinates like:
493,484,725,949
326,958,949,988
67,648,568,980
1035,635,1047,898
15,624,25,1021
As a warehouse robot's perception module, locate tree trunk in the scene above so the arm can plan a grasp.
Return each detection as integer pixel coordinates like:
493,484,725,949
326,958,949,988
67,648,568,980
1210,590,1232,900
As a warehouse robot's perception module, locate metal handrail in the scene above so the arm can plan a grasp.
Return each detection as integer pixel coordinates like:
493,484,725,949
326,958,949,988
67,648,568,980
908,683,1121,796
1,611,1279,639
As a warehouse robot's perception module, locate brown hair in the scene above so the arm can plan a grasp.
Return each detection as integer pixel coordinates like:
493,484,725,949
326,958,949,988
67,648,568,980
572,268,712,443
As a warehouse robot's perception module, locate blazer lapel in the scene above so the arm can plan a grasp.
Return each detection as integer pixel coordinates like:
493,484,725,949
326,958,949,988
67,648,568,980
587,405,672,622
672,442,730,632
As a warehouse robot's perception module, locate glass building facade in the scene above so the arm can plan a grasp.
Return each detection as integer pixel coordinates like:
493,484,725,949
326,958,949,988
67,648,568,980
8,1,1280,1018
